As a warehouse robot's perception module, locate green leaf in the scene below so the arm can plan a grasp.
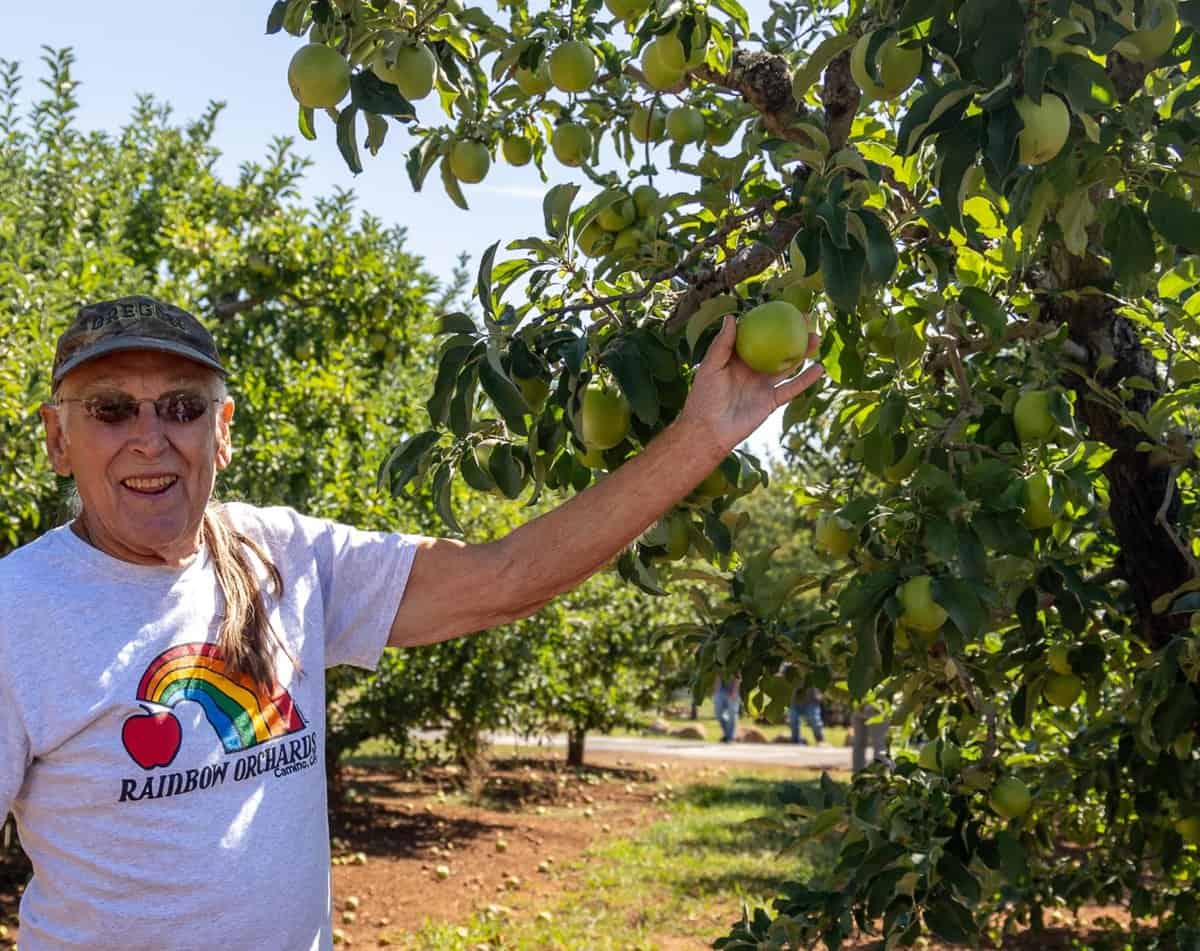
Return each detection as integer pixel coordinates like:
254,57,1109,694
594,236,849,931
709,0,750,37
1105,204,1156,288
858,210,899,285
933,577,988,639
335,105,363,175
543,184,580,239
377,430,442,494
924,896,976,944
1058,188,1096,257
958,287,1006,338
790,34,856,102
350,71,416,121
432,463,464,534
489,443,526,499
820,231,866,312
934,119,982,233
1049,54,1116,114
364,113,388,156
478,358,530,436
848,615,883,698
1023,45,1053,103
440,154,469,211
266,1,288,35
603,341,660,426
476,241,499,318
1148,191,1200,251
897,81,973,156
984,103,1021,183
297,105,317,142
438,312,478,335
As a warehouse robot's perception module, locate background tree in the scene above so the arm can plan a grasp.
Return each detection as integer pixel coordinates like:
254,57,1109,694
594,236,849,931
513,569,692,765
266,0,1200,944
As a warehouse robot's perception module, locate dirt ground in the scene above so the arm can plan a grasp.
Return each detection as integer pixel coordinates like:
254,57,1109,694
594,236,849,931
0,751,1140,949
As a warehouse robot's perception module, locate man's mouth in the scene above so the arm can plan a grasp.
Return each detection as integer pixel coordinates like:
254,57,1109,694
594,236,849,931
121,475,179,496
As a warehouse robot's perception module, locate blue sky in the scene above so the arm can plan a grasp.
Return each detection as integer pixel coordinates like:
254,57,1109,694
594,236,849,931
4,1,790,456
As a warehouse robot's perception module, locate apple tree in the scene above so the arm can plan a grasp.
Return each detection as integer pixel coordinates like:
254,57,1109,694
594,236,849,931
265,0,1200,944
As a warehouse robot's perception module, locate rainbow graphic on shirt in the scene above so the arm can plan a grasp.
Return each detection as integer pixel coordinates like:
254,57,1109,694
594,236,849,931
131,643,305,756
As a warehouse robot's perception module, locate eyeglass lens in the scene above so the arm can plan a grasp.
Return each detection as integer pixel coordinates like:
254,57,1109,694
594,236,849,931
82,392,213,425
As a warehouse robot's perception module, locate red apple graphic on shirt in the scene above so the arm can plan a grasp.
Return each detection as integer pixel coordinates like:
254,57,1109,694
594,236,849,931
122,705,183,769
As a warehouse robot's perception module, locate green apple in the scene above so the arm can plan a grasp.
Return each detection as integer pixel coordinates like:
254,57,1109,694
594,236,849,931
735,301,812,374
1014,94,1071,166
666,106,705,145
1176,815,1200,844
449,140,490,183
918,738,961,775
514,61,552,96
580,383,631,449
552,122,593,167
1116,0,1178,62
372,43,437,101
898,575,948,633
850,31,922,101
630,104,667,143
502,135,533,167
288,44,352,109
1047,644,1073,675
515,374,550,411
632,184,658,217
814,515,854,558
1043,673,1082,708
597,198,636,232
604,0,649,20
641,38,685,91
1014,389,1056,444
1023,471,1055,529
989,776,1032,820
548,41,597,93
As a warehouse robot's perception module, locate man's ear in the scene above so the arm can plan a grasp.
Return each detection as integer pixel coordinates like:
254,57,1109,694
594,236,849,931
40,403,73,477
215,397,235,470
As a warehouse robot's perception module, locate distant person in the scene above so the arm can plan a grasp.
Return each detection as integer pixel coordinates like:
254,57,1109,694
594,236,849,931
790,686,825,745
0,297,823,947
713,675,741,742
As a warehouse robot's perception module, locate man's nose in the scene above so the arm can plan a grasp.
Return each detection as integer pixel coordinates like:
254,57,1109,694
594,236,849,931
126,401,169,453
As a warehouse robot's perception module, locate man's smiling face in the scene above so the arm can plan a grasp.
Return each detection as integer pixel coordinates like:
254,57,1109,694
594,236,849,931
40,350,235,567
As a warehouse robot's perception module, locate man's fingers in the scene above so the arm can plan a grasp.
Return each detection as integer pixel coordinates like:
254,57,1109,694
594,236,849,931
805,332,821,359
701,315,737,372
774,361,825,405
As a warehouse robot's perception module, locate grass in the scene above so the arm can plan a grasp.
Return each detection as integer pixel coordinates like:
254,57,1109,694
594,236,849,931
388,769,839,950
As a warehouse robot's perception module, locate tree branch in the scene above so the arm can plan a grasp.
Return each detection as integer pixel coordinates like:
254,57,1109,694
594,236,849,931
536,192,785,320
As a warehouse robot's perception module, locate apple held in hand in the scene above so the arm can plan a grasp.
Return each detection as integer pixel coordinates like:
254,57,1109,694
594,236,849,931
122,705,183,769
735,301,812,374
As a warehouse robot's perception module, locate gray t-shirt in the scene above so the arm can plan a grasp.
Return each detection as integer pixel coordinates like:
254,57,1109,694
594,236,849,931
0,503,418,949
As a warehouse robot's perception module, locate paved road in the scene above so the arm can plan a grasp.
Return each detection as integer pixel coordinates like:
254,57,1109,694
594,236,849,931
479,732,854,770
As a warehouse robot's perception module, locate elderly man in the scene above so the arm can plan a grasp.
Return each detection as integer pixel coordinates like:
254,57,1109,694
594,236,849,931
0,295,821,948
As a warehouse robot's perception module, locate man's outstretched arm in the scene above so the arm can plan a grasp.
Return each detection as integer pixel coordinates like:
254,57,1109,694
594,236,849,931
387,316,823,648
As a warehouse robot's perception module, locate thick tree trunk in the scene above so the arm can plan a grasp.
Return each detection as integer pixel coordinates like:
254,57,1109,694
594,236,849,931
566,729,586,767
1041,249,1194,646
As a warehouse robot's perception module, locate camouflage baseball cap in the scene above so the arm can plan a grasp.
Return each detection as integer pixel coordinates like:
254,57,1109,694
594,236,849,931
52,296,227,390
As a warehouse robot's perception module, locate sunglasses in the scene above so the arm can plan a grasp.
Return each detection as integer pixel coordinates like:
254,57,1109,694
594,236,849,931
55,390,222,425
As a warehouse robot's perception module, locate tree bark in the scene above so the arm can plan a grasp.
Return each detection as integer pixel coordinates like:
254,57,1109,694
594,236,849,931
566,729,586,767
1039,247,1195,646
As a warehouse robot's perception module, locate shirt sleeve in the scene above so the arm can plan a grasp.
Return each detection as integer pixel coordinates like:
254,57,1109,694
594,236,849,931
311,517,419,670
0,667,31,821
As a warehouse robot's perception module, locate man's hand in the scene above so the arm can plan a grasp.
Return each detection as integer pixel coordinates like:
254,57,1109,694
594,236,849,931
679,315,824,456
386,319,824,649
